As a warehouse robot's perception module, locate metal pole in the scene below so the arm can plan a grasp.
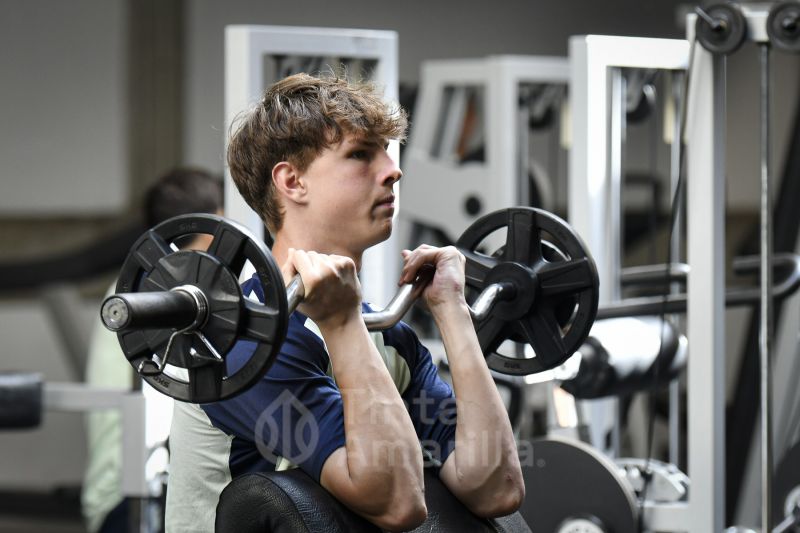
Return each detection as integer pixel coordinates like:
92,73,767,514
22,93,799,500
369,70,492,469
758,42,774,533
609,68,625,458
668,71,684,469
686,40,726,533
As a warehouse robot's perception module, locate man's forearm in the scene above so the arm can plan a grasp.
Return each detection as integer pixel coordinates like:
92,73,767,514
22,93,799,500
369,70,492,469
319,317,424,515
433,300,524,515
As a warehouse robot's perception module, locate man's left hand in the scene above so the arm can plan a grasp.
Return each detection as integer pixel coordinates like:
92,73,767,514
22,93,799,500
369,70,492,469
398,245,467,311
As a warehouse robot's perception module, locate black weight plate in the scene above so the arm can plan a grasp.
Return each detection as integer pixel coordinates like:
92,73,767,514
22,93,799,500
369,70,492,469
768,2,800,53
115,214,289,403
695,3,747,55
138,250,242,368
519,438,638,533
456,207,599,375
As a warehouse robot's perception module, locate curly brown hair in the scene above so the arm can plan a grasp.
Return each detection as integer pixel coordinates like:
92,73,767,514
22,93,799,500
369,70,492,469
227,73,408,234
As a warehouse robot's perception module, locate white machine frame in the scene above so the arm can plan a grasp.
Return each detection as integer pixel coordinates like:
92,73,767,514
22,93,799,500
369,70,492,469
571,6,780,529
569,33,690,472
569,35,701,532
43,383,148,497
684,6,777,532
402,55,569,240
224,25,400,304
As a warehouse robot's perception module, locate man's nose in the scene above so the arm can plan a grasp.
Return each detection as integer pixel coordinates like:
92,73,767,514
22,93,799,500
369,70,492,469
384,167,402,186
380,153,402,186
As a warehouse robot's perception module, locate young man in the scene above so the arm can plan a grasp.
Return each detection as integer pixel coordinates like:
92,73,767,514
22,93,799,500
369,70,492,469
166,74,524,532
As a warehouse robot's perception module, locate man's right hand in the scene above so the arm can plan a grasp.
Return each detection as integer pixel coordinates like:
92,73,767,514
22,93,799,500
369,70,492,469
281,248,362,328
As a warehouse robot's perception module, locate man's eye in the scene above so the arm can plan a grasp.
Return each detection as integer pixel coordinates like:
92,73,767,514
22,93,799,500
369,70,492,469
349,150,369,160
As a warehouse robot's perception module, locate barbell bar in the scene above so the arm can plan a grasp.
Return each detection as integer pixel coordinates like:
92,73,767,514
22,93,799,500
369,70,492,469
102,208,599,402
102,267,516,348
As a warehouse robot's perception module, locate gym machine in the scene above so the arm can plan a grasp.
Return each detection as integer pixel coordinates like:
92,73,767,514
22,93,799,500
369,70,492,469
98,183,800,532
0,374,151,530
685,3,800,531
569,34,690,460
547,3,800,532
401,55,569,243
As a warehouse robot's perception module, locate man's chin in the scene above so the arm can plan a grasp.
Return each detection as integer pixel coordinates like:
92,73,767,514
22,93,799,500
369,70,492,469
366,223,393,248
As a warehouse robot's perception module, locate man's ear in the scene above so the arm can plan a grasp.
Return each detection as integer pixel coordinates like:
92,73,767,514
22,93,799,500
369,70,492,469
272,161,308,205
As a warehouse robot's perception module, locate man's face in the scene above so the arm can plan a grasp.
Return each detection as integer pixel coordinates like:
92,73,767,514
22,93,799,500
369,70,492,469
299,133,401,253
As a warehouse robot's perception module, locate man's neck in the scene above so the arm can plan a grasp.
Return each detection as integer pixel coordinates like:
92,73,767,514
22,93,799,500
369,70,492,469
271,231,364,272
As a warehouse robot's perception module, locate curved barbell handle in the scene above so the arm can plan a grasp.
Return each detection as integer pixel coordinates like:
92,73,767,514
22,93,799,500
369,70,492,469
285,264,515,330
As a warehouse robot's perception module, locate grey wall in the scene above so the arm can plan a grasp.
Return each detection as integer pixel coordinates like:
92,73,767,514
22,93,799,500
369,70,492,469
0,0,128,216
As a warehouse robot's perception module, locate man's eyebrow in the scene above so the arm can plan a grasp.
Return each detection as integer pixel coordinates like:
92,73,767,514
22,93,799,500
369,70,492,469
348,137,386,149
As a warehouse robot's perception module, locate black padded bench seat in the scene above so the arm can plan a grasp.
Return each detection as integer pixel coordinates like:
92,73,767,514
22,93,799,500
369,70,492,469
215,467,530,532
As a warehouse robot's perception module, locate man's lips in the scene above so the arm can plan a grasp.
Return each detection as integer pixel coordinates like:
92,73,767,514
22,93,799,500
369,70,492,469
375,195,395,208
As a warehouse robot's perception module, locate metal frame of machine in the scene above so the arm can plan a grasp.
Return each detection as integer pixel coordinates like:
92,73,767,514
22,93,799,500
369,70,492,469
569,34,693,531
569,5,789,529
401,55,569,241
44,383,148,497
568,33,690,479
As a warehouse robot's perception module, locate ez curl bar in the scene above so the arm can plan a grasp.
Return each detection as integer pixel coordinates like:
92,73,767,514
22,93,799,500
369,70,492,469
101,207,600,403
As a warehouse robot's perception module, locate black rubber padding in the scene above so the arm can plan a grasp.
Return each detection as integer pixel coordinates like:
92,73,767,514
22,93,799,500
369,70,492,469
0,372,43,429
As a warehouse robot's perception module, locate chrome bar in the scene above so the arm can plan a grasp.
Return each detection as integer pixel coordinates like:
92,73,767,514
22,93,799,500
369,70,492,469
773,506,800,533
620,262,690,286
285,275,305,313
597,254,800,319
471,282,515,322
364,272,433,330
758,42,774,533
668,69,685,469
286,267,513,330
